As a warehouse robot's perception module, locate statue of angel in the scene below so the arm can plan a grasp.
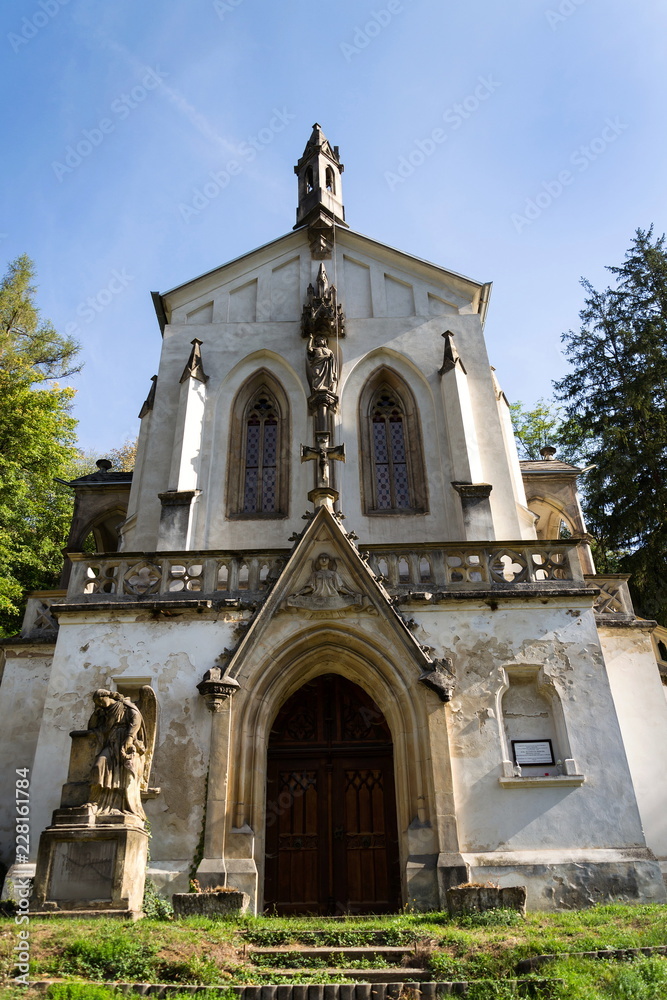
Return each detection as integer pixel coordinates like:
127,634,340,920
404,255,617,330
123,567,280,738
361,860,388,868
85,687,157,822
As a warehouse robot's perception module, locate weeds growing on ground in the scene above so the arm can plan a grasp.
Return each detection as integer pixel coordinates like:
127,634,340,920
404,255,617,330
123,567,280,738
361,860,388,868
57,929,158,982
0,904,666,996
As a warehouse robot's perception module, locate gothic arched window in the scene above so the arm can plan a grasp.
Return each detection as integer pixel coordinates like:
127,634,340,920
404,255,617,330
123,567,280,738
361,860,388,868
243,392,279,513
325,166,335,193
227,372,289,519
359,369,428,515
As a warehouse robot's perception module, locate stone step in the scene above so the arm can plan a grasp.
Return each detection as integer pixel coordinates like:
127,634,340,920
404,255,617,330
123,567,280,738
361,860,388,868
252,970,431,983
249,947,415,959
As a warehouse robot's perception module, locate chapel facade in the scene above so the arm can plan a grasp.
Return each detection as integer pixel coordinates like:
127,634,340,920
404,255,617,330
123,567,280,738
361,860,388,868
2,125,667,913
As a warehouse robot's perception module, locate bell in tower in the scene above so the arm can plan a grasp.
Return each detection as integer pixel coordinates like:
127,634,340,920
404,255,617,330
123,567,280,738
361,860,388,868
294,124,348,242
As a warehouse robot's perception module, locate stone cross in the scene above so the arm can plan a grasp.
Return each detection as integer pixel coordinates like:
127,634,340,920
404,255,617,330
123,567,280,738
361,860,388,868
301,432,345,490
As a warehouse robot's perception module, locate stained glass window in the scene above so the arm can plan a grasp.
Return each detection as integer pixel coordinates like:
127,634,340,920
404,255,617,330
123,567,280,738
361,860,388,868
243,393,279,514
371,390,412,510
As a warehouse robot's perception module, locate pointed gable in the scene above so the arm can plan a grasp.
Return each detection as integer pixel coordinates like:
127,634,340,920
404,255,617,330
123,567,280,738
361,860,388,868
218,507,453,700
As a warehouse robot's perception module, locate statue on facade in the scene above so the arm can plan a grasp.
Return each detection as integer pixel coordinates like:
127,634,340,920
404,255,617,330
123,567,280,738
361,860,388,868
84,688,155,821
298,552,353,600
287,552,364,611
306,333,338,394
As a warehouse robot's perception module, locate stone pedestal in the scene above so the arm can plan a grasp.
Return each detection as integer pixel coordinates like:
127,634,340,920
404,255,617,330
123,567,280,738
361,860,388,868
32,811,148,917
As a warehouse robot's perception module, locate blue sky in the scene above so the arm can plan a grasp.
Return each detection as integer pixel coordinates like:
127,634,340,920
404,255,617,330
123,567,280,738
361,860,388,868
1,0,666,453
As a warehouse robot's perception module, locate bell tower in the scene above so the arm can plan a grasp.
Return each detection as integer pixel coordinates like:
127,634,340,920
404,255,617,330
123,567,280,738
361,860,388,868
294,123,347,230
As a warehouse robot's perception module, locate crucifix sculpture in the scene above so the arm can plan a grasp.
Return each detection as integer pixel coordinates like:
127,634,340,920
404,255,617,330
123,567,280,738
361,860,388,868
301,432,345,491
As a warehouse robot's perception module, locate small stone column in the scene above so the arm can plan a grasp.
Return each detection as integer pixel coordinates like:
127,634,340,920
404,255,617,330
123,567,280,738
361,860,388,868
195,668,240,891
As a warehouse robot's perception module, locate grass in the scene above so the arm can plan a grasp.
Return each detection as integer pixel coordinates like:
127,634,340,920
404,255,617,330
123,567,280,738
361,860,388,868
0,904,665,998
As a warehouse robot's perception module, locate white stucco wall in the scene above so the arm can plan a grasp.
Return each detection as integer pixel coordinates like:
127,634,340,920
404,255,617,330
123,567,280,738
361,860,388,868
0,645,54,873
408,598,648,853
600,625,667,869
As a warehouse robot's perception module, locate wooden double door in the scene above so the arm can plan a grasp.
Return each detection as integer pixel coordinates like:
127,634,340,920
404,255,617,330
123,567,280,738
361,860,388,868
265,674,401,914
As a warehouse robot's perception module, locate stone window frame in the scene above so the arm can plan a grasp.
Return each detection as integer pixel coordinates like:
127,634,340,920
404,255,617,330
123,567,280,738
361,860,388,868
358,366,428,516
495,665,583,787
226,369,290,520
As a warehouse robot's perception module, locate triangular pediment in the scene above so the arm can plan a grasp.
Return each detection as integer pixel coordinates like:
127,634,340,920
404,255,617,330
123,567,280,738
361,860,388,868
218,507,453,701
154,227,489,331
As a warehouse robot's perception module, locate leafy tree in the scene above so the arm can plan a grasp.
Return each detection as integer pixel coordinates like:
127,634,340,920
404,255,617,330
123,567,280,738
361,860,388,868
65,436,137,481
0,254,80,637
510,398,584,464
108,436,137,471
554,226,667,623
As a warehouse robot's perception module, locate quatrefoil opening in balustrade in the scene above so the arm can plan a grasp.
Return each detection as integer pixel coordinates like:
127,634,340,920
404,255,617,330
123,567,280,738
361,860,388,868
530,550,569,581
123,562,161,596
446,552,485,584
168,563,203,593
489,550,528,584
84,563,119,595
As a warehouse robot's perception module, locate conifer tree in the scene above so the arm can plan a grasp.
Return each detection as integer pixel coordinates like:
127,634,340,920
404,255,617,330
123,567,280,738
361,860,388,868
554,227,667,622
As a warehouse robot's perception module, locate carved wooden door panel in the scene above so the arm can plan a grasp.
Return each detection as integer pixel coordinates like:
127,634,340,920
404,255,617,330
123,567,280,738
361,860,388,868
265,674,400,914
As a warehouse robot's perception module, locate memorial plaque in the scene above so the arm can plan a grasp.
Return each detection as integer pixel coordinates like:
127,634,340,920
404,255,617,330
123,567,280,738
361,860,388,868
511,739,555,766
49,840,116,901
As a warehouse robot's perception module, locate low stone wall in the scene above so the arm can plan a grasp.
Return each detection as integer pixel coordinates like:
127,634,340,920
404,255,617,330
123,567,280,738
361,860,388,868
446,885,526,916
172,890,249,917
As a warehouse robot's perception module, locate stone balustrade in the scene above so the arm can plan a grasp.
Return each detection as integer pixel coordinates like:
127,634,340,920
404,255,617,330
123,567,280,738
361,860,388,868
62,540,586,602
361,540,584,590
66,550,290,601
17,544,636,638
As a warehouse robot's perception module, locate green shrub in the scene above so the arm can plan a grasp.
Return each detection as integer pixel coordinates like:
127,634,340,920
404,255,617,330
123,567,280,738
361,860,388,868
142,878,173,920
609,956,667,999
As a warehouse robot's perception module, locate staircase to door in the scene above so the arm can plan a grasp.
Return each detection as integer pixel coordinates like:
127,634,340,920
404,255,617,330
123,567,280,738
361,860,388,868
264,674,401,914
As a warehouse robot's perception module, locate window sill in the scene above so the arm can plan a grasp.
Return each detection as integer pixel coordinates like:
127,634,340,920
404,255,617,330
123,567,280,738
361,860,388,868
499,775,585,789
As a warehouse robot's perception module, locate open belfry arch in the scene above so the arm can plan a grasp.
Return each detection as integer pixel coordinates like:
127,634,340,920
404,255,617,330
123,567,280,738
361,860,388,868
2,124,667,915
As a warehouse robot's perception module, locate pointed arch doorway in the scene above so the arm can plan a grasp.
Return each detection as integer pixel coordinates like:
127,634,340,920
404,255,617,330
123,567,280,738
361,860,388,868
264,674,401,914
